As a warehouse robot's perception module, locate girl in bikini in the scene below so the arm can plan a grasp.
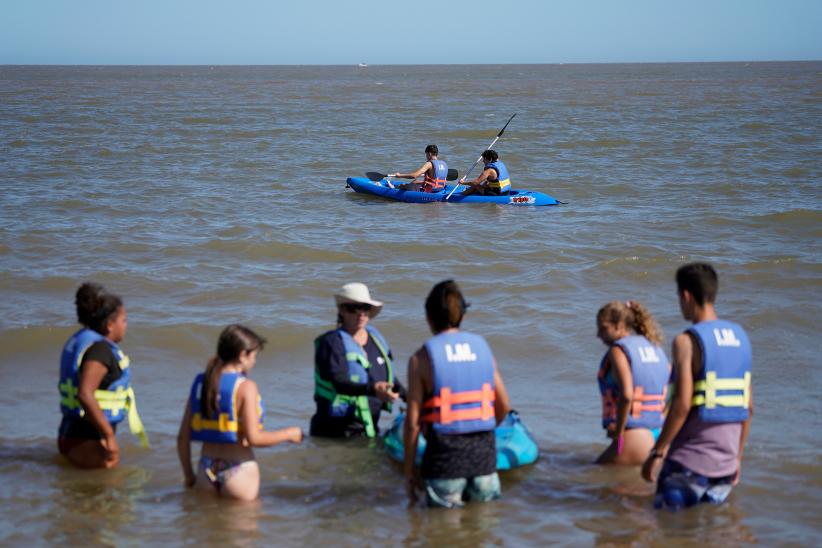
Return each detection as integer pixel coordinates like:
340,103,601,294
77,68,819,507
595,300,671,465
177,324,303,501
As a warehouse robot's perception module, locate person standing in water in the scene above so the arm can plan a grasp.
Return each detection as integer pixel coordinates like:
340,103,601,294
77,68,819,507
311,283,403,438
642,263,753,510
595,300,670,465
57,282,148,469
177,324,303,501
388,144,449,192
404,280,511,508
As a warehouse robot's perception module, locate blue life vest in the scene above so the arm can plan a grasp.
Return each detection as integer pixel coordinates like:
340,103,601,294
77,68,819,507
688,320,752,423
189,371,266,444
58,327,149,447
597,335,669,430
485,160,511,192
425,159,449,190
313,326,393,438
422,331,496,435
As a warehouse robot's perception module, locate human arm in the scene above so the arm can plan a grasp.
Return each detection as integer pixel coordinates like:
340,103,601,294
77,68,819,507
463,167,494,185
734,387,753,485
176,400,196,487
403,349,425,504
237,379,303,447
77,358,119,468
492,360,511,424
610,346,633,453
390,162,431,180
641,332,695,482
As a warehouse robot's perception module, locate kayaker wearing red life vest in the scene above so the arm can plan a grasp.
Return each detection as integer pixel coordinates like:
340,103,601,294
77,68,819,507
388,144,449,192
404,280,511,508
595,300,670,465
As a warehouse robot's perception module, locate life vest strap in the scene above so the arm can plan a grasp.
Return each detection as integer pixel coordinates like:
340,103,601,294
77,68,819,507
191,412,239,433
422,383,495,425
693,371,751,409
630,386,666,418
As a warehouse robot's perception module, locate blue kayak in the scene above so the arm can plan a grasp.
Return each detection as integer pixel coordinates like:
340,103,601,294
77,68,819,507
346,177,561,206
382,410,539,470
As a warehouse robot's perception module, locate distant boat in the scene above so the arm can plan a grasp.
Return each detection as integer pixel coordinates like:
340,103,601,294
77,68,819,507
358,63,368,68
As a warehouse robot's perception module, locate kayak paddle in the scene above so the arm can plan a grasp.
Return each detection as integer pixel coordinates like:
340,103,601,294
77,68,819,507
445,113,516,200
366,169,459,182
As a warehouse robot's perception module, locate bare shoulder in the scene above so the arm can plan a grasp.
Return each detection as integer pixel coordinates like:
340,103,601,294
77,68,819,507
238,377,259,397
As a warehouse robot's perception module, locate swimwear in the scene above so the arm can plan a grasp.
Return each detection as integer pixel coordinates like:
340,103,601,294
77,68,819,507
424,472,501,509
655,459,735,510
198,455,255,492
57,414,113,455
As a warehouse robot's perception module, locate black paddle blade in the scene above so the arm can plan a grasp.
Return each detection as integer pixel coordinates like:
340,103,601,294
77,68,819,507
446,169,459,181
365,171,387,181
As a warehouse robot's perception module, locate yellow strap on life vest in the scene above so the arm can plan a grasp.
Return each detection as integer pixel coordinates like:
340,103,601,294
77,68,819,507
125,387,149,448
93,386,149,448
190,412,239,433
692,371,751,409
488,178,511,191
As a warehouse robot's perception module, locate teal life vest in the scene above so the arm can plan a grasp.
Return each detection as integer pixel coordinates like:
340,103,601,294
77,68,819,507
313,326,393,438
58,327,148,447
189,371,265,444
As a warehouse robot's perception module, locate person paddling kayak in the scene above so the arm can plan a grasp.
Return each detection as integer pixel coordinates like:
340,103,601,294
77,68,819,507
459,149,511,196
388,145,449,192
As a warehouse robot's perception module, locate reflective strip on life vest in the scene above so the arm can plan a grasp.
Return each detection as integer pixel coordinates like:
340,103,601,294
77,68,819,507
630,385,666,418
693,371,751,409
191,412,239,433
488,178,511,191
422,382,495,424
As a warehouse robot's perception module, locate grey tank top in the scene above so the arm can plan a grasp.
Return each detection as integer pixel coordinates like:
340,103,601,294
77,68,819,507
667,408,742,477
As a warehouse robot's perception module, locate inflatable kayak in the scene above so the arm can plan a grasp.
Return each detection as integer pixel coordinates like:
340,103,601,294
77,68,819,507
346,177,561,206
382,410,539,470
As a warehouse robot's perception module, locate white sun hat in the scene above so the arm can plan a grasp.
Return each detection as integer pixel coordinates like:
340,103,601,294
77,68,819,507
334,282,383,319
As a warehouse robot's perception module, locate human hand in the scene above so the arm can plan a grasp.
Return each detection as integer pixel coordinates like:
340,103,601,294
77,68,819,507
102,434,120,468
641,453,662,483
374,381,399,403
388,172,399,178
406,474,422,506
288,426,304,444
184,472,197,488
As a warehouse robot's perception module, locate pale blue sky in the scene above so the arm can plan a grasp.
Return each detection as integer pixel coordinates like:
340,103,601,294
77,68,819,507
1,0,820,65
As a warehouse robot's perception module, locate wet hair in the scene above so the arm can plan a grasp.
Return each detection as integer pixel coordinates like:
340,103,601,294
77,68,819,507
201,324,267,419
75,282,123,335
481,149,499,162
597,300,664,346
425,280,470,333
424,144,439,155
676,262,718,306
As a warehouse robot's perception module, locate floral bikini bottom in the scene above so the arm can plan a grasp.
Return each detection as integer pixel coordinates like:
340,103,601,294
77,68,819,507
198,455,255,492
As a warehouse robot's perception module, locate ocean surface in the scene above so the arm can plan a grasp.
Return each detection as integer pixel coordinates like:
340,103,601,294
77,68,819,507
0,62,820,546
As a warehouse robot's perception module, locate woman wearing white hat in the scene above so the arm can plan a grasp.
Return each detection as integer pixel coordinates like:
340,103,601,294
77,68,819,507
310,283,404,438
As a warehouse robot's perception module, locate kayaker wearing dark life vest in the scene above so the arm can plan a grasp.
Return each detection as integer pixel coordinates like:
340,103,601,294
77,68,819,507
388,144,449,192
460,149,512,196
311,283,405,438
404,280,511,508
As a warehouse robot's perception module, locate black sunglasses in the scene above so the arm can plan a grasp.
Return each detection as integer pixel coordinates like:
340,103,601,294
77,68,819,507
342,303,373,313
